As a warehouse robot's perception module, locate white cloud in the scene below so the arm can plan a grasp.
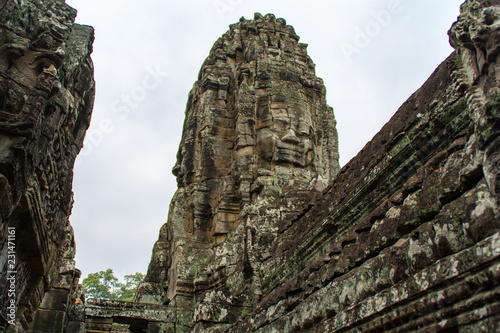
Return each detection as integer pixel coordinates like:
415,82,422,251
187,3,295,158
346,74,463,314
66,0,464,278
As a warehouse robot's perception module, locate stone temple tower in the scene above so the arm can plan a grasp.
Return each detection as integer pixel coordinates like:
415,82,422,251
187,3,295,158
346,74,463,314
136,13,340,330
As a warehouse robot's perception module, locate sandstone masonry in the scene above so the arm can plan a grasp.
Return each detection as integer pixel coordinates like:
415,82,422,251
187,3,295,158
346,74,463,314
0,0,94,332
135,12,340,332
1,0,500,332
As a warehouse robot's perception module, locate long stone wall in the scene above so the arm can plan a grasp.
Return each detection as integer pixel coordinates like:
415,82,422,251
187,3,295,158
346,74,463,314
0,0,95,332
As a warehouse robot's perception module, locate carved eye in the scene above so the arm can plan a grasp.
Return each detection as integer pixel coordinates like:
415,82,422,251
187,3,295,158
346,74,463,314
298,123,311,136
32,54,63,75
274,117,290,129
34,57,53,75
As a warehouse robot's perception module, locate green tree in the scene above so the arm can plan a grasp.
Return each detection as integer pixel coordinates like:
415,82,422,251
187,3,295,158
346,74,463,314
101,268,120,298
117,272,145,301
82,270,115,299
82,269,144,301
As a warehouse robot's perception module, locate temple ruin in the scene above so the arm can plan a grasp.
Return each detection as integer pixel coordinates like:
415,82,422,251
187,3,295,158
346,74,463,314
1,0,499,332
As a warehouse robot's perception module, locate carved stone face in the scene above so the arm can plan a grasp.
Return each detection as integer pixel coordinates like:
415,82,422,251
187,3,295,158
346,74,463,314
0,29,65,121
257,101,315,168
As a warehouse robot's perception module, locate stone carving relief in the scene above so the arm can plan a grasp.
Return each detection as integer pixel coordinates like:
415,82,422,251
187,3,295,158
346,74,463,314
449,0,500,197
0,0,94,330
136,14,340,329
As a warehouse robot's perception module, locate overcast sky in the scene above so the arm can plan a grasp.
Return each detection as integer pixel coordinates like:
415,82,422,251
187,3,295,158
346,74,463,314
64,0,465,281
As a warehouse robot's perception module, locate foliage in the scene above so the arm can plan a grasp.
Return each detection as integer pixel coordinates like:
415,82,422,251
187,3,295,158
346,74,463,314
117,272,145,301
82,269,145,301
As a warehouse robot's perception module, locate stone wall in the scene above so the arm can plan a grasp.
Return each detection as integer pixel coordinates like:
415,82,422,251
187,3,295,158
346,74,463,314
226,0,500,331
0,0,94,332
130,1,500,332
132,1,500,332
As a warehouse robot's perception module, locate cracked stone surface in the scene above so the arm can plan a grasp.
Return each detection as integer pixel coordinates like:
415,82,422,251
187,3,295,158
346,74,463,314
0,0,94,331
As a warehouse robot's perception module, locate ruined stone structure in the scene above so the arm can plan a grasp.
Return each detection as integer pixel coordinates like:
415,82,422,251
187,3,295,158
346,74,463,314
134,1,499,331
1,0,500,332
226,1,500,330
134,12,340,332
0,0,94,332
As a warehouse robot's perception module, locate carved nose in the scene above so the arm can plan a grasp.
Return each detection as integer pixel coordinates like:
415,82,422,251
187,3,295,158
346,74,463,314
282,129,300,144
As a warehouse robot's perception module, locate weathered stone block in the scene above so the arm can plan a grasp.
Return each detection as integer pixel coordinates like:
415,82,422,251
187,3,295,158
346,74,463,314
64,321,84,333
51,274,73,290
31,309,65,332
146,322,175,333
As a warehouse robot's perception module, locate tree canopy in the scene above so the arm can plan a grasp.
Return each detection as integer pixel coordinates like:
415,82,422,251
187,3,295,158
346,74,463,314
82,269,144,301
